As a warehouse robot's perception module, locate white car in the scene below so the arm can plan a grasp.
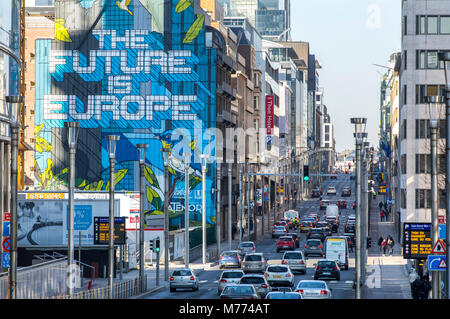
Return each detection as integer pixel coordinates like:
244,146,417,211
327,187,337,195
169,268,199,292
295,280,332,299
217,270,245,296
264,264,294,288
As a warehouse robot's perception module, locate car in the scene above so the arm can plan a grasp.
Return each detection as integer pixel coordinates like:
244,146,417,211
306,228,326,242
285,233,300,248
327,187,337,195
330,174,338,180
272,225,288,238
219,250,241,269
314,259,341,281
239,274,271,298
347,214,356,221
217,270,245,295
242,253,268,273
311,189,321,198
316,222,332,237
304,239,324,257
320,200,330,210
350,174,355,180
295,280,332,299
265,291,303,299
303,217,317,227
281,250,306,274
299,221,313,233
352,201,356,209
274,220,288,228
307,213,319,222
345,223,356,233
341,187,351,197
276,236,295,252
219,284,260,299
238,241,256,257
325,217,340,233
264,264,295,288
336,199,347,209
169,268,199,292
281,218,293,229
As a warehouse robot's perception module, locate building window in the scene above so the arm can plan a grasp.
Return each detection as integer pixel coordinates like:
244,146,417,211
416,85,446,104
416,51,445,69
415,189,431,209
403,85,407,105
428,16,438,34
415,154,431,174
416,119,430,139
401,120,407,140
401,189,406,209
417,15,450,35
403,16,407,35
401,154,407,174
441,16,450,34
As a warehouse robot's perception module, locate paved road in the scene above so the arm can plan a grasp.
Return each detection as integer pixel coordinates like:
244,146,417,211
146,174,357,299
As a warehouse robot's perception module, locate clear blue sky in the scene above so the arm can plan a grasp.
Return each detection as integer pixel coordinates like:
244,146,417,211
291,0,401,152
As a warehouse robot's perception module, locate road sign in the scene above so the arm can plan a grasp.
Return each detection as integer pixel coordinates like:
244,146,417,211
2,222,10,237
3,212,10,222
2,252,10,268
93,217,126,245
439,224,446,240
2,237,11,252
428,255,447,271
403,223,432,259
438,216,446,224
431,239,446,254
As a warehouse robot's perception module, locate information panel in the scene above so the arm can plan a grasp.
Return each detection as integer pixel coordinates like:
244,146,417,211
403,223,432,259
93,217,126,245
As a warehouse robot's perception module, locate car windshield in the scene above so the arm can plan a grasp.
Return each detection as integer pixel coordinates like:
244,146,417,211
298,282,326,289
222,272,244,279
240,243,254,248
240,277,265,284
266,293,302,299
245,255,262,261
223,286,254,295
172,270,192,276
318,261,336,268
267,266,289,273
283,253,303,259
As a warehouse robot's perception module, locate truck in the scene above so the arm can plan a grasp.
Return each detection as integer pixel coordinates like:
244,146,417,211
324,236,349,270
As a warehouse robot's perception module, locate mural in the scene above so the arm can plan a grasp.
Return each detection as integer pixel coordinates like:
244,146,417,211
34,0,217,229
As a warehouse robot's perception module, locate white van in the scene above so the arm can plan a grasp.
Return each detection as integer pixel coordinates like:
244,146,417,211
324,237,349,270
325,205,339,218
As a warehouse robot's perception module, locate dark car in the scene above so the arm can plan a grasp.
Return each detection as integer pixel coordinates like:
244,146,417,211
220,284,260,299
286,233,300,248
307,228,326,242
345,223,356,234
341,188,351,197
325,217,339,233
316,222,332,237
320,200,330,210
311,189,321,198
336,200,347,209
314,259,341,281
352,201,356,210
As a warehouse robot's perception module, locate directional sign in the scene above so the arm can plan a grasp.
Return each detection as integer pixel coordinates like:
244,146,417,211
439,224,446,240
431,239,446,254
2,237,10,253
428,255,447,271
2,252,10,268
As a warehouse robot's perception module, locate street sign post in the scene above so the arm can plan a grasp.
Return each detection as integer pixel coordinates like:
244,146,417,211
428,255,447,271
431,239,447,254
2,237,11,253
2,252,10,268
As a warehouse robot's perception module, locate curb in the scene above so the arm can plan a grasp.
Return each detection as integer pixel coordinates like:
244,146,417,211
131,284,167,299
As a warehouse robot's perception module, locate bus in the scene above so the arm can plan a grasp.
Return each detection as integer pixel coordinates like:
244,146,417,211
324,236,349,270
284,210,299,221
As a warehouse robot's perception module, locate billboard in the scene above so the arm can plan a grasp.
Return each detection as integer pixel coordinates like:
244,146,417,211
403,223,432,259
34,0,217,230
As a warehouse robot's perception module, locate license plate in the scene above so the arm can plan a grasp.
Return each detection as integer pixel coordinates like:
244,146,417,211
274,275,282,279
323,272,331,275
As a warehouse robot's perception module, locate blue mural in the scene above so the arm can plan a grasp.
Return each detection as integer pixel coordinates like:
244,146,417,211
34,0,217,229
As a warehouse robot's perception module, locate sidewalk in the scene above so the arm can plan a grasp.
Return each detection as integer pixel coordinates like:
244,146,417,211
364,194,411,299
78,211,275,298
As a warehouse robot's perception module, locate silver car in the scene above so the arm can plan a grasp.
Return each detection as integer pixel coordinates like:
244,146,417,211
295,280,332,299
238,241,256,257
219,250,241,269
242,253,268,273
239,274,271,298
169,268,199,292
272,225,287,238
217,270,245,295
304,239,324,257
282,251,306,274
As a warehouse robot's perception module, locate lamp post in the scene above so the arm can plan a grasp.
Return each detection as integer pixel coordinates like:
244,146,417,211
161,147,170,280
228,162,232,249
137,144,148,292
64,121,80,296
216,158,222,260
200,154,209,264
351,117,367,300
183,152,191,268
437,52,450,299
6,95,23,300
105,135,120,298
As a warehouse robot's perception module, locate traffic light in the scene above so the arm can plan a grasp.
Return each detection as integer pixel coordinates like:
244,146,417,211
155,237,160,253
150,239,154,251
303,165,310,182
367,237,372,249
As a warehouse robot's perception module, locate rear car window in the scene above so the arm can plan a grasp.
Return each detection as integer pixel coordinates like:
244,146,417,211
306,240,321,246
275,226,285,230
283,253,303,260
266,292,302,299
172,270,192,276
222,252,238,257
222,272,244,279
318,261,336,268
267,266,289,273
240,243,254,248
298,282,326,289
223,286,254,295
245,255,262,261
279,237,293,241
240,277,265,284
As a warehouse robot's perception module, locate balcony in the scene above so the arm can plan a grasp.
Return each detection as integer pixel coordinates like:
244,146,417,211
217,82,236,100
217,110,237,126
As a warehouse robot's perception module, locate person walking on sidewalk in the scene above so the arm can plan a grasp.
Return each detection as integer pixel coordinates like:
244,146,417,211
387,236,395,256
411,274,422,299
378,236,384,252
380,210,384,222
378,201,384,211
422,274,431,299
381,238,387,255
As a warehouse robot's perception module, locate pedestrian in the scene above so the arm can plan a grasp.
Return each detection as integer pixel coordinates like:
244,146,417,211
409,270,419,299
381,238,387,255
232,224,237,239
422,274,431,299
380,210,384,222
378,236,384,252
378,201,384,211
411,274,422,299
387,236,395,256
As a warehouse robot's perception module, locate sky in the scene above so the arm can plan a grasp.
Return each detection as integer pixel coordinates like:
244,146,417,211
291,0,401,153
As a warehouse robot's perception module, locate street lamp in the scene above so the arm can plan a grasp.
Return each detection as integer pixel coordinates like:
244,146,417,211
105,134,120,298
183,152,191,268
350,117,367,300
216,156,222,261
161,147,170,280
64,121,80,296
437,51,450,299
200,154,209,264
136,143,148,293
6,95,23,300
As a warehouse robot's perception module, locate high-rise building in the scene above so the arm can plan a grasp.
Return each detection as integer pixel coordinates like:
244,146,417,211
399,0,450,224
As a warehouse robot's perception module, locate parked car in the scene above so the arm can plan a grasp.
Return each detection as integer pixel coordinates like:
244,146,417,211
304,239,324,257
313,259,341,281
217,270,245,295
239,274,271,298
242,253,268,273
272,225,288,238
264,264,295,288
276,236,295,253
219,284,260,299
265,291,303,299
306,228,326,242
281,250,306,274
238,241,256,257
219,250,241,269
295,280,332,299
169,268,199,292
